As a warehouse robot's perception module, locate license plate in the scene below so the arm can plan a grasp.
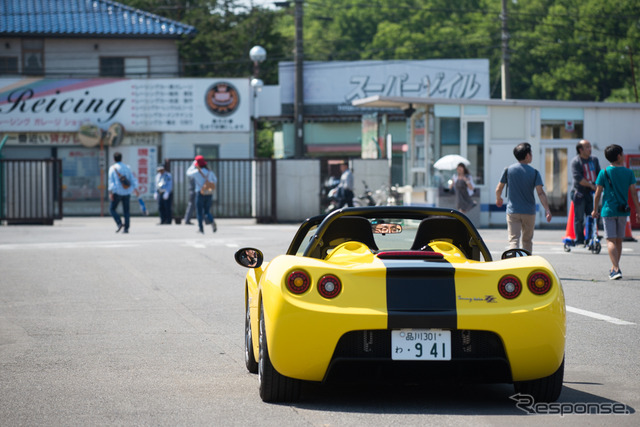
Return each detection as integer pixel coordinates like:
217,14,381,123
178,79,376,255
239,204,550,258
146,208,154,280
391,329,451,361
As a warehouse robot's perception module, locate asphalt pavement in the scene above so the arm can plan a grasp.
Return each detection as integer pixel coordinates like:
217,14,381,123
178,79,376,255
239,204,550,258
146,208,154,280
0,216,638,426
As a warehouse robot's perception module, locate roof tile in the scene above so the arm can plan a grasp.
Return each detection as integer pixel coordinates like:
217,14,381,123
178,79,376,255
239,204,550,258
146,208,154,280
0,0,196,37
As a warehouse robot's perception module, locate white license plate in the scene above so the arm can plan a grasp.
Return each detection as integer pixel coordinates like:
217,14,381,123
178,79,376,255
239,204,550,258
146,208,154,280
391,329,452,361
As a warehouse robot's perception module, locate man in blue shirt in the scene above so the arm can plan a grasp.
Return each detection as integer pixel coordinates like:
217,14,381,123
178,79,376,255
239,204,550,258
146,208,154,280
495,142,552,253
108,152,138,233
592,144,640,280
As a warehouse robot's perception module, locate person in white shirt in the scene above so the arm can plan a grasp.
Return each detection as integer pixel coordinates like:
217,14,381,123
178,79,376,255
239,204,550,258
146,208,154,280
154,164,173,225
107,152,138,234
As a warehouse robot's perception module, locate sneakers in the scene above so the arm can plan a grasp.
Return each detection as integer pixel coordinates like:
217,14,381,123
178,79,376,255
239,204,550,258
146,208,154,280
609,269,622,280
115,224,123,233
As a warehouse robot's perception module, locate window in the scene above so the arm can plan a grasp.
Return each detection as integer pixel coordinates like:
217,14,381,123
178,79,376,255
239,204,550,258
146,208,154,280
540,108,584,139
0,56,18,74
100,57,124,77
22,39,44,75
100,57,149,77
195,145,219,159
466,121,484,185
439,118,461,158
541,120,584,139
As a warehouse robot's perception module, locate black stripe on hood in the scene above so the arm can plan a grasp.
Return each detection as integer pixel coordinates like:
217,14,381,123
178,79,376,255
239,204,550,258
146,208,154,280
382,259,457,330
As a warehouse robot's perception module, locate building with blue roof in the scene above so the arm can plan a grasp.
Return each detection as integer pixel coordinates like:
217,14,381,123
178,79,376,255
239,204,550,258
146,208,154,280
0,0,196,77
0,0,260,219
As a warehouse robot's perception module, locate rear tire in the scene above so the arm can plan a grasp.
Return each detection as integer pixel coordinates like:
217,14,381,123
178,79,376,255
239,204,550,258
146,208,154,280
244,302,258,374
514,357,564,403
258,304,301,402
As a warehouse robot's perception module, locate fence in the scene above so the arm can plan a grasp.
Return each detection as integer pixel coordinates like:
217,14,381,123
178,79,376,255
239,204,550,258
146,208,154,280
168,158,276,223
0,159,63,224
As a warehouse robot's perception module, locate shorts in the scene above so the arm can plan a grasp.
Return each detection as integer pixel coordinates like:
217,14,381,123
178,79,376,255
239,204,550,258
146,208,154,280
602,216,626,239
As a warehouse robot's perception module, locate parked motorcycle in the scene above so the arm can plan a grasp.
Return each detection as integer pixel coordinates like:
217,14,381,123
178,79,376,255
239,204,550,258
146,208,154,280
324,180,375,213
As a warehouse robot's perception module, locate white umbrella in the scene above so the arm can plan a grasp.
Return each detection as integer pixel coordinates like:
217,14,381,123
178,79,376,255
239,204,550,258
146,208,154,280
433,154,471,170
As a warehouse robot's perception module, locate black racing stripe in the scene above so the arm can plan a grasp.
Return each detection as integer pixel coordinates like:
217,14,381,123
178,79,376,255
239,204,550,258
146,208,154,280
382,259,457,330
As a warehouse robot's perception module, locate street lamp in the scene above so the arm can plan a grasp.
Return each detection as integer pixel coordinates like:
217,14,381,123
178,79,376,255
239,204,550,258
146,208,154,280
249,45,267,78
249,46,266,158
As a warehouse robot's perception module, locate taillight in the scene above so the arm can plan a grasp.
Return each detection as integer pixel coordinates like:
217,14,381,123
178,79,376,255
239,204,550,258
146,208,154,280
286,270,310,294
498,275,522,299
528,271,552,295
318,275,342,298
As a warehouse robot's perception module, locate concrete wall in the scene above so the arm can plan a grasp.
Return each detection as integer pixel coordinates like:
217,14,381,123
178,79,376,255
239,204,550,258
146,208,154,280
162,132,251,160
351,159,391,202
275,160,321,222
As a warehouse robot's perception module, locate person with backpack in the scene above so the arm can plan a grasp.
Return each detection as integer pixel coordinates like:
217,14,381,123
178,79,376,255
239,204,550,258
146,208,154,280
592,144,640,280
186,155,218,234
108,151,138,234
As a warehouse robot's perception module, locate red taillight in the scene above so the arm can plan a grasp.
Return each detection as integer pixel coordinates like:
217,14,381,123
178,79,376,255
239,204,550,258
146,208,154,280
318,275,342,298
286,270,310,294
498,275,522,299
528,272,552,295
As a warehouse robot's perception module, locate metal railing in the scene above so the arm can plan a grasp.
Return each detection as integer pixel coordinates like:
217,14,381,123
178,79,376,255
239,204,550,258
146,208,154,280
168,158,276,223
0,159,63,224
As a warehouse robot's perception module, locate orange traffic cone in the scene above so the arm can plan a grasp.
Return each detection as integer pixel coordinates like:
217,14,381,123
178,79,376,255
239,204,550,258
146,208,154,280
563,201,576,243
624,216,637,242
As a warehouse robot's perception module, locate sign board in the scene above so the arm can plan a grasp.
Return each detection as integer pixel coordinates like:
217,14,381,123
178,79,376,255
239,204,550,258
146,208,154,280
0,78,250,132
361,114,379,159
280,59,490,116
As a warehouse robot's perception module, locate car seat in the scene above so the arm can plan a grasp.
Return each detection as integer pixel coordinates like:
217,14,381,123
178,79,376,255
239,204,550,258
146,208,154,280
410,216,477,260
316,216,378,258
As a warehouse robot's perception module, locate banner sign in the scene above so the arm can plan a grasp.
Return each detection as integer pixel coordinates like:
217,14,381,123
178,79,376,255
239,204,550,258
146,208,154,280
0,78,250,132
280,59,490,116
361,114,379,159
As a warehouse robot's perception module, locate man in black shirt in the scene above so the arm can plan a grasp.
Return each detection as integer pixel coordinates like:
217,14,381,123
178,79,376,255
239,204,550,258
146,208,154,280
571,140,600,245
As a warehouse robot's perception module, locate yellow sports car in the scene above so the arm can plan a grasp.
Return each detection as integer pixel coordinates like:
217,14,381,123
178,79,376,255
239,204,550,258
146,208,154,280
235,207,565,403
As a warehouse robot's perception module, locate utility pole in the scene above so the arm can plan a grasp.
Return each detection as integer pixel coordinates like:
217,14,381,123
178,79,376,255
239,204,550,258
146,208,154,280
293,0,304,158
501,0,511,100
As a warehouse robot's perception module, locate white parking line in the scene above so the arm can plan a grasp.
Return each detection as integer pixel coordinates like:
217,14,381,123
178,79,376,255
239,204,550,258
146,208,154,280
566,306,635,325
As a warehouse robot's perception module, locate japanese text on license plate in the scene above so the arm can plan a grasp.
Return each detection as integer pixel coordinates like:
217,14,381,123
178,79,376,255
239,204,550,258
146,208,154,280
391,329,451,361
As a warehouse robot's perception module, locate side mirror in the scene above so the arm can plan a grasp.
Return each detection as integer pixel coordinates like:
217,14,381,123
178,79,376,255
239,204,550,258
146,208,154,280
234,247,264,268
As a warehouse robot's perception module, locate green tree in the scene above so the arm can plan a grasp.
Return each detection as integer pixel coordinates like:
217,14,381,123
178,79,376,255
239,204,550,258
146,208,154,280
119,0,640,101
118,0,289,83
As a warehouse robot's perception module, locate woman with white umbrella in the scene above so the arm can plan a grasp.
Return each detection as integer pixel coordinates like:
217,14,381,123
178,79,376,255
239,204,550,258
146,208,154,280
449,162,477,213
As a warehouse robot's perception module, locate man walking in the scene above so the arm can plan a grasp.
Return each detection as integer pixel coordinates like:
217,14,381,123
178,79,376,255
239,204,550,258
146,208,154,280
187,155,218,234
337,162,354,207
571,139,600,245
108,152,137,233
592,144,640,280
495,142,552,253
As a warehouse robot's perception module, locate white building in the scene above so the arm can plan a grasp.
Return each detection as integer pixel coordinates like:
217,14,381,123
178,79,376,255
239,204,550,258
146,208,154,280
354,96,640,228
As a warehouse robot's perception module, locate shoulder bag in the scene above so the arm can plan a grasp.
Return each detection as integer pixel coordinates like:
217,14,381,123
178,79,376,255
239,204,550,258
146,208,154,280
199,169,216,195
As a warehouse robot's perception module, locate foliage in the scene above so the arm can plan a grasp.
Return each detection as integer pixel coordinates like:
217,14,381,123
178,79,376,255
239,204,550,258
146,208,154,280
256,122,275,158
119,0,640,101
